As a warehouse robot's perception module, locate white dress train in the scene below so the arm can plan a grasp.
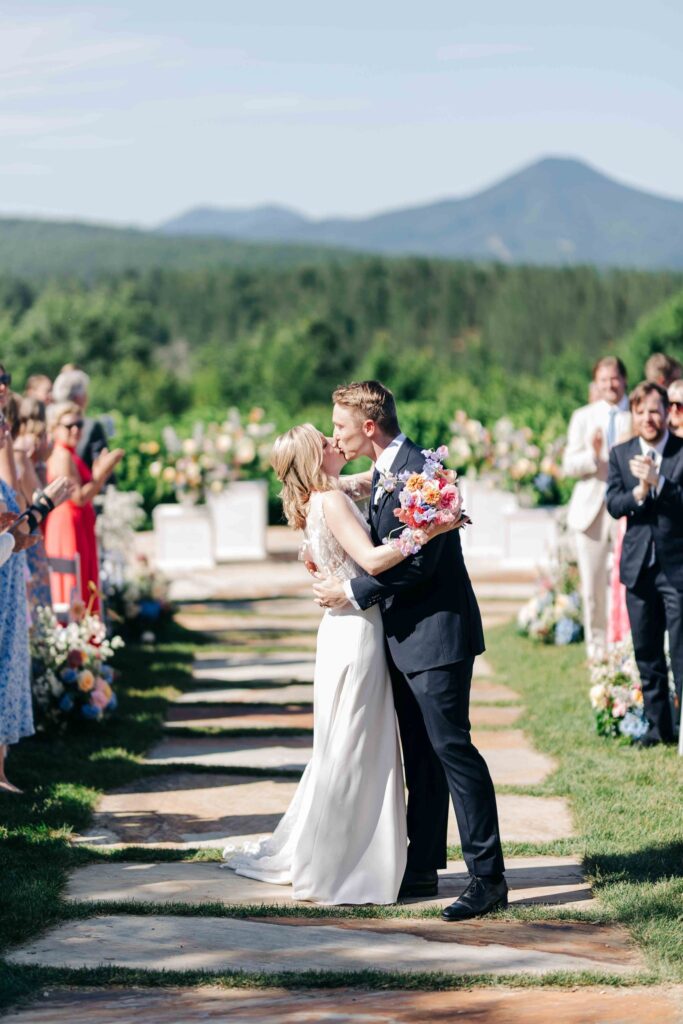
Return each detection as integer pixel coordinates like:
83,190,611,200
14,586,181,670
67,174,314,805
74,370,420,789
223,490,407,904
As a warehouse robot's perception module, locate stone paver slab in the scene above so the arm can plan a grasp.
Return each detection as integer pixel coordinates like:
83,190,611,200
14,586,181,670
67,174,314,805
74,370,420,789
166,703,314,731
74,773,298,848
470,704,522,726
144,735,311,771
7,914,641,975
66,856,591,909
177,612,320,633
470,679,520,703
193,660,315,684
167,701,517,732
75,774,572,850
6,986,682,1024
144,730,551,783
176,684,313,705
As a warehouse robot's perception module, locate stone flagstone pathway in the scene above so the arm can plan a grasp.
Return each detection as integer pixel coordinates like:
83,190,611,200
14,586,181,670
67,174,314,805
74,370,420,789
5,985,683,1024
8,562,655,1016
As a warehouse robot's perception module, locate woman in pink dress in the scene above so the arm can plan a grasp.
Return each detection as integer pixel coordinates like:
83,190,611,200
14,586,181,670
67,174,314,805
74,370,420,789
45,402,123,613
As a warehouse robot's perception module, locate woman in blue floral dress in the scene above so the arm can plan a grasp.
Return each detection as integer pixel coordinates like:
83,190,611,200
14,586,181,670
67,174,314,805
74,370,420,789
0,475,33,793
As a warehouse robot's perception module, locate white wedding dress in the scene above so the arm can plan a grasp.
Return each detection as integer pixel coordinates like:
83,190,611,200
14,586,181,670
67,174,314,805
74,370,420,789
223,490,407,904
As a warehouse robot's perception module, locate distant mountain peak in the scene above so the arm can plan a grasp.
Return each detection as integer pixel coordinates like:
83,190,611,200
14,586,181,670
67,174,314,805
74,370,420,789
157,157,683,269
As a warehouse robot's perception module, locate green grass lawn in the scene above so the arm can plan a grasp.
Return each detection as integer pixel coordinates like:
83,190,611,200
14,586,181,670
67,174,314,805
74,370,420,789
0,620,681,1010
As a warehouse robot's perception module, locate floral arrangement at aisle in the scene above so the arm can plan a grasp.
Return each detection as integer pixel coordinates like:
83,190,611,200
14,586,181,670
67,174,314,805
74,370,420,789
588,638,648,741
517,549,583,645
148,407,276,505
449,410,568,506
96,487,173,638
30,604,123,730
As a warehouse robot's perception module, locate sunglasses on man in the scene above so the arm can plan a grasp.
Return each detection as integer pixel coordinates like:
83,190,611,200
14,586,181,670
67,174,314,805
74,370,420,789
670,401,683,413
61,420,84,430
0,372,11,386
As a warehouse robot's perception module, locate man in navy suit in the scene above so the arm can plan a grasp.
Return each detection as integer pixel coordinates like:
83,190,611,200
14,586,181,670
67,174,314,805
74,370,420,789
313,381,506,919
607,381,683,746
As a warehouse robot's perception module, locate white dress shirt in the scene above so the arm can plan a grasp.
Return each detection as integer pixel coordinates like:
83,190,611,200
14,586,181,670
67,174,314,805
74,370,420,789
343,433,407,608
373,433,407,505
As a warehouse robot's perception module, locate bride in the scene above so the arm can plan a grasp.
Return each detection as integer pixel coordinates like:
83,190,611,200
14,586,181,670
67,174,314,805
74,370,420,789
223,423,461,904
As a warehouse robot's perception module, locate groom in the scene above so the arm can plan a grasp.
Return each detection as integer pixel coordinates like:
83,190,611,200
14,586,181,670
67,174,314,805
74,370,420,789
313,380,507,920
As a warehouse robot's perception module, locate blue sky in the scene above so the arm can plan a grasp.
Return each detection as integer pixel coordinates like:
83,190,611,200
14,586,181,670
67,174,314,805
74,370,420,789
1,1,682,225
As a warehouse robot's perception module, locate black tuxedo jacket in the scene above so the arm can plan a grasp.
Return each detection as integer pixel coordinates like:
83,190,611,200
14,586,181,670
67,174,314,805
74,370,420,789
606,433,683,591
349,438,484,674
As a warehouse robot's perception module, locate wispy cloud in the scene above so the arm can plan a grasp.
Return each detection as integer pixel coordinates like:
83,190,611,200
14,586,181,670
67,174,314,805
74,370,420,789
242,93,367,115
26,134,133,152
0,112,99,137
437,43,532,61
0,162,50,176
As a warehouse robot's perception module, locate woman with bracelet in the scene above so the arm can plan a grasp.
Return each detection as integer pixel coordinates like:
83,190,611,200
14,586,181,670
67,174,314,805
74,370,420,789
6,395,53,614
45,401,123,614
0,370,73,794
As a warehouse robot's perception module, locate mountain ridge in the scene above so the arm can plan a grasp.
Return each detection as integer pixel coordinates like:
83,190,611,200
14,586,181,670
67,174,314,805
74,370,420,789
158,157,683,269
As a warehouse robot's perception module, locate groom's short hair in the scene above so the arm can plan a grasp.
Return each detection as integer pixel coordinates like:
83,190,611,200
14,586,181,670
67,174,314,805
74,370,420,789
332,380,400,435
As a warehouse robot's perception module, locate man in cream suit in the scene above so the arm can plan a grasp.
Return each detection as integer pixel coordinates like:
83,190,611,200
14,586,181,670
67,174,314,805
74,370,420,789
563,357,631,661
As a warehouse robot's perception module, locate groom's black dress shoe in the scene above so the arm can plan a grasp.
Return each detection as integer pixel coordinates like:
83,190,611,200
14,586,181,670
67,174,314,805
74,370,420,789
398,868,438,899
441,875,508,921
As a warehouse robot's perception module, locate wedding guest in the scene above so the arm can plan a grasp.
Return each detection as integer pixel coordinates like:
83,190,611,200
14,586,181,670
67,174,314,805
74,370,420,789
645,352,682,389
6,395,54,613
0,369,66,794
24,374,53,406
45,401,123,613
606,382,683,746
563,356,631,661
668,380,683,438
52,366,109,470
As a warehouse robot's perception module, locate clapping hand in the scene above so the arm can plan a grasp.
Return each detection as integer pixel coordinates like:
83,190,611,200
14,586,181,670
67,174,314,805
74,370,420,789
93,446,124,483
630,454,658,501
592,428,603,458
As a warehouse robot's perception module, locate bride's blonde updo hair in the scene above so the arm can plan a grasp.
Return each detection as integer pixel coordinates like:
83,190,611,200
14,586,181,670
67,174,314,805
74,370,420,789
271,423,337,530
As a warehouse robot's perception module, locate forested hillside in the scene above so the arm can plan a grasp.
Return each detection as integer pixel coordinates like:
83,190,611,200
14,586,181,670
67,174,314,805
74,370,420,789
1,259,681,437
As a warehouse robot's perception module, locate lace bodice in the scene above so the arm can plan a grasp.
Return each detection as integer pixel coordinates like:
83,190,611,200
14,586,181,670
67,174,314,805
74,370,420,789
303,491,369,582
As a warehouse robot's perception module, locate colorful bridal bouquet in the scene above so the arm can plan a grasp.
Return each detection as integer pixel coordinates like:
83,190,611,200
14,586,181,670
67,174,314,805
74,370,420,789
589,639,648,740
30,605,123,730
384,446,464,556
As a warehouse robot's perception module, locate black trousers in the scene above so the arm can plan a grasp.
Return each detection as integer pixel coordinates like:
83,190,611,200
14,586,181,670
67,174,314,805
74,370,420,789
626,561,683,742
388,652,505,878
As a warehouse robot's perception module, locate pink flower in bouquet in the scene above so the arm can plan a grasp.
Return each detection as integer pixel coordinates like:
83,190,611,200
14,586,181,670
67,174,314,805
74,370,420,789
67,649,85,668
90,688,109,710
612,700,627,718
439,484,461,513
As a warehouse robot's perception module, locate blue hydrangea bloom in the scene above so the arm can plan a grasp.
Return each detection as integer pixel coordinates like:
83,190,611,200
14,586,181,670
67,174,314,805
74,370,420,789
107,693,118,711
99,666,113,682
81,703,100,720
554,617,582,645
619,710,649,740
59,694,74,712
61,668,78,684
